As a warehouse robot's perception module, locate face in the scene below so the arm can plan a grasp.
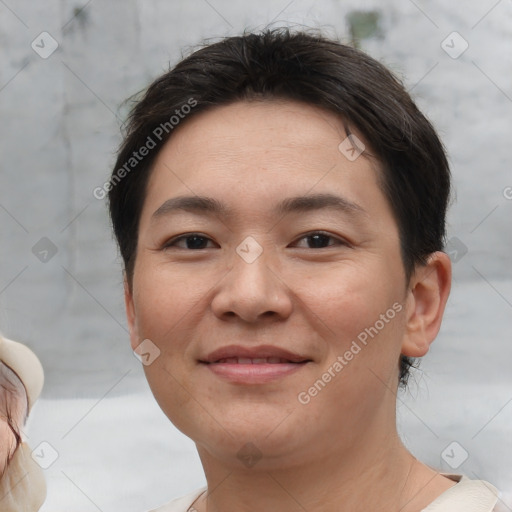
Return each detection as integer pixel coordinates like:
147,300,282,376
126,100,413,469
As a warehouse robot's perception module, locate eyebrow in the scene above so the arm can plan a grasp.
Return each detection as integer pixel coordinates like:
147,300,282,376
151,193,367,221
275,193,367,218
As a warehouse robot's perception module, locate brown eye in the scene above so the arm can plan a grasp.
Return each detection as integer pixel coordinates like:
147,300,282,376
305,233,333,248
163,233,216,250
292,231,347,249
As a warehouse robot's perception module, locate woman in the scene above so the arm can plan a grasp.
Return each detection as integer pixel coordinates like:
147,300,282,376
0,334,46,511
108,29,500,511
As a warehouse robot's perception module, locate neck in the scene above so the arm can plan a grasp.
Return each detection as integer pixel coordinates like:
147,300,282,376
194,423,428,512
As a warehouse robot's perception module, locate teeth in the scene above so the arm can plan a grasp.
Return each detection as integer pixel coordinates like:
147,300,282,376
215,357,294,364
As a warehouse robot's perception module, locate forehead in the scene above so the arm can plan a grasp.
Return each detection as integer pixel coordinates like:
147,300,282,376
157,99,358,167
142,99,393,228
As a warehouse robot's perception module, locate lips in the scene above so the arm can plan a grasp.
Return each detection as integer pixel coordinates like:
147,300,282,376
200,345,311,365
199,345,312,384
216,357,293,364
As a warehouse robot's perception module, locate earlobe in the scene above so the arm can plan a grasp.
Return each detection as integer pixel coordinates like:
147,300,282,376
401,252,452,358
124,275,140,351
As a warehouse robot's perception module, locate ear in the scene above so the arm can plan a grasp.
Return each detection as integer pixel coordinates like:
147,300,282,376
124,274,140,352
401,251,452,357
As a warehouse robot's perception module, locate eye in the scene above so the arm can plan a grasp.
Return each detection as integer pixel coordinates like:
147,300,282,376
291,231,348,249
162,233,217,250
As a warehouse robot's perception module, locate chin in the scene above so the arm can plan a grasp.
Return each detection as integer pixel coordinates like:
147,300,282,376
196,431,309,472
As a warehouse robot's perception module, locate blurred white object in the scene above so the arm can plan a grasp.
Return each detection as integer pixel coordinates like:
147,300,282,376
0,335,44,412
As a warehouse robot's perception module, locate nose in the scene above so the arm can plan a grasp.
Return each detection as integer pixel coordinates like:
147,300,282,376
210,244,293,323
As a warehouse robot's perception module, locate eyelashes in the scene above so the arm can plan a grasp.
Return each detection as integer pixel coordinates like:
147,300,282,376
293,231,349,249
162,231,350,250
163,233,215,250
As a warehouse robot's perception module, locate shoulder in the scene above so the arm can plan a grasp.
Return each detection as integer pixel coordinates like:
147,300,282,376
147,487,207,512
422,474,500,512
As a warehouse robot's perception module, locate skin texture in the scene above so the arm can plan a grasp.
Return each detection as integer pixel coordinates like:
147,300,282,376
125,100,453,511
0,363,27,477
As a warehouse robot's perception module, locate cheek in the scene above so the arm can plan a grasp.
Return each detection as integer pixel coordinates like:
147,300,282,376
297,259,400,338
296,259,405,390
132,262,212,342
131,263,217,427
142,359,198,438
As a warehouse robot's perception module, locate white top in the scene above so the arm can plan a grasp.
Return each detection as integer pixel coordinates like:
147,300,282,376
148,474,499,512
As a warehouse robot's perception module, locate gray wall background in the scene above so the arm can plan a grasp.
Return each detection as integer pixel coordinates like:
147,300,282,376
0,0,511,399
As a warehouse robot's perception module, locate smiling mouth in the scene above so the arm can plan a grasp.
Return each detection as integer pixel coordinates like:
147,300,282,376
209,357,305,364
200,344,311,365
199,352,312,384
